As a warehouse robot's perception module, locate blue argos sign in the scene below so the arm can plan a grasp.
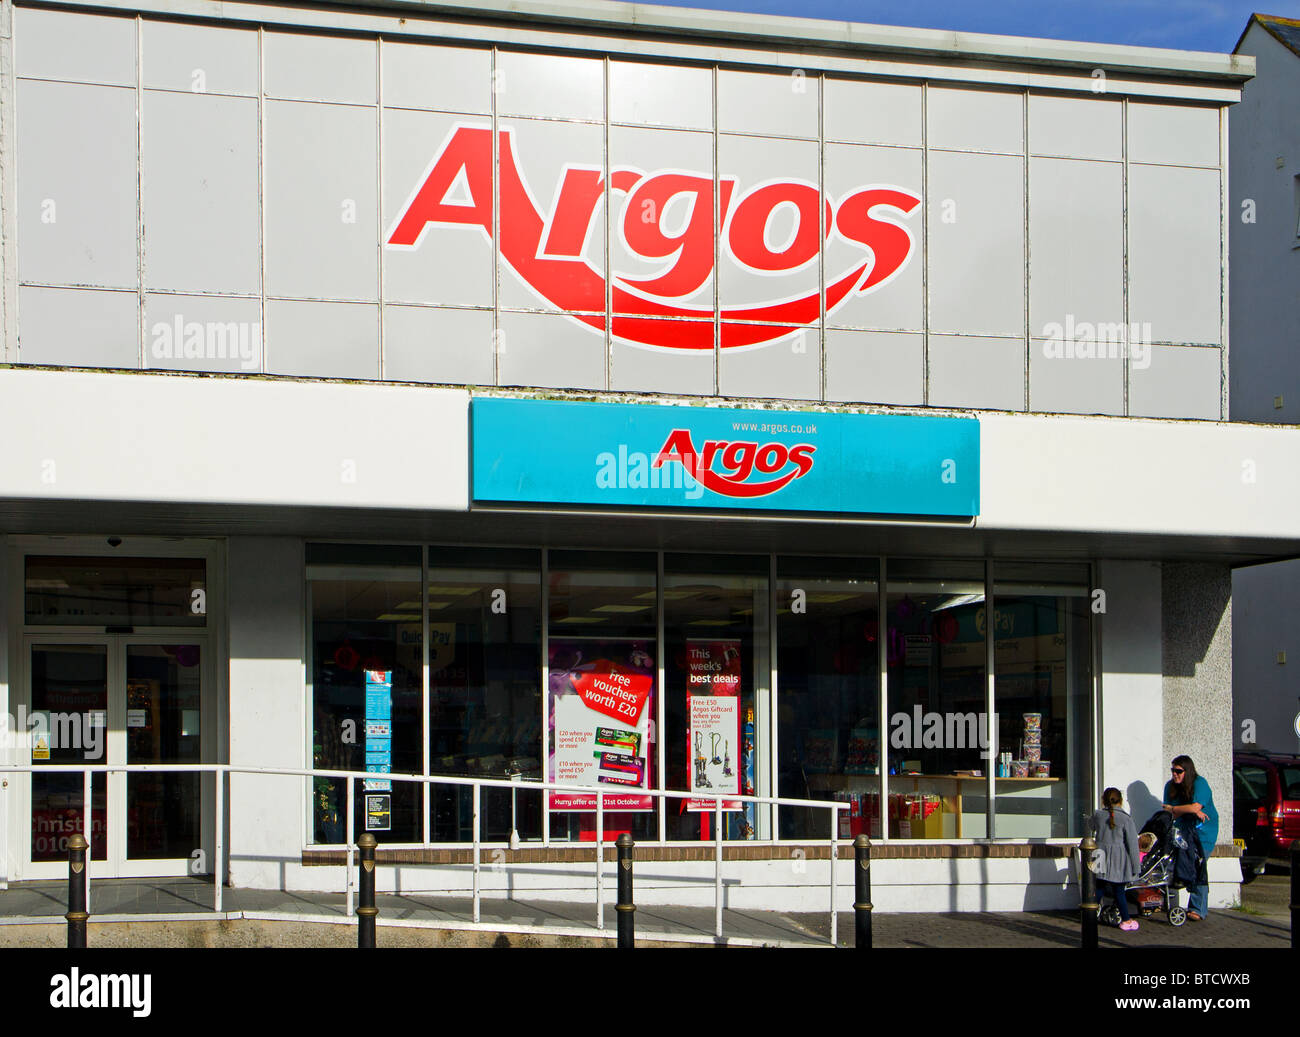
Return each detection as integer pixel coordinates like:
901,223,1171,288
471,398,979,517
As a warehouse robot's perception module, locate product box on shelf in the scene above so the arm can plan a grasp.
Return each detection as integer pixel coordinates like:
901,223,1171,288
890,793,943,838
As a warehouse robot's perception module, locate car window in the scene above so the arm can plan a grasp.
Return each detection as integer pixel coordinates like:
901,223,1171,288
1235,764,1270,801
1280,765,1300,800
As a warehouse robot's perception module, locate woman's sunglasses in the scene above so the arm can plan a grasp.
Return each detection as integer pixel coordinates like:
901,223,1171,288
1170,767,1185,775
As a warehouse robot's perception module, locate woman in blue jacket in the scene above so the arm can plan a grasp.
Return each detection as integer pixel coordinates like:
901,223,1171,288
1162,755,1218,920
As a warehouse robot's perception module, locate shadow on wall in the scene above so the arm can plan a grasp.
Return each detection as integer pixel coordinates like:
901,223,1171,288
1125,781,1163,827
1162,563,1230,679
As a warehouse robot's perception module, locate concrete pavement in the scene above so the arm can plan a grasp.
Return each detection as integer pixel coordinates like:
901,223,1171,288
0,873,1290,948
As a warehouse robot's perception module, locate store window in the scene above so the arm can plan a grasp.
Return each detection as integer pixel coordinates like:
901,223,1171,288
775,557,880,840
991,563,1092,838
301,544,1095,848
309,544,422,844
663,555,769,841
25,556,207,627
427,547,542,843
546,551,659,843
885,560,989,839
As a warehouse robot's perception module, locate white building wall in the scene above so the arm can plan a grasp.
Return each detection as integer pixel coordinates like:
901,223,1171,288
227,537,306,889
0,369,470,512
1097,560,1165,820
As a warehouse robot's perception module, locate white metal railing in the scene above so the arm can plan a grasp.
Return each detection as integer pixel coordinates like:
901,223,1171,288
0,763,849,946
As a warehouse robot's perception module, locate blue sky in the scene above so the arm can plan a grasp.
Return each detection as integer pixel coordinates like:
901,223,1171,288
638,0,1292,52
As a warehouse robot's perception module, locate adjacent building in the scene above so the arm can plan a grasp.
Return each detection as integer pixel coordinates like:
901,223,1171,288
1229,13,1300,759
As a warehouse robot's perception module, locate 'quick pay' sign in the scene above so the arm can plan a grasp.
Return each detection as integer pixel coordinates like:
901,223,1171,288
472,399,979,517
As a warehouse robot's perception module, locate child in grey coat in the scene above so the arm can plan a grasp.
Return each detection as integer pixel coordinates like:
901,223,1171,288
1091,787,1143,931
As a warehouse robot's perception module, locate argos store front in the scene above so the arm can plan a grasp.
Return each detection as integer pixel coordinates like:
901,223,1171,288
0,0,1296,913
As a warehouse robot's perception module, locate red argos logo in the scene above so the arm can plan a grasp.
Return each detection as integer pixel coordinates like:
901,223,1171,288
388,124,921,350
654,429,815,498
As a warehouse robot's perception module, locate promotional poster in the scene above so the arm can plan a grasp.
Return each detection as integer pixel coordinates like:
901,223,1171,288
364,670,393,798
686,640,743,812
547,640,656,811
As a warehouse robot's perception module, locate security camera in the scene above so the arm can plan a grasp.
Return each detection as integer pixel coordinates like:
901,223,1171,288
107,537,123,548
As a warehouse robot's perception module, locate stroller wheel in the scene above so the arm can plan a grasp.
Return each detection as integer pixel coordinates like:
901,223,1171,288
1099,905,1122,928
1168,906,1187,927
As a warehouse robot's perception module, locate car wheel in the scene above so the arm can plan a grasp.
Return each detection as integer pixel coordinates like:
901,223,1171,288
1240,861,1257,884
1168,906,1187,927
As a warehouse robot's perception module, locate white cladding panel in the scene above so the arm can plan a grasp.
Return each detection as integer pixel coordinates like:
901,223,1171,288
1127,164,1223,346
1028,158,1125,338
264,100,379,302
140,20,259,95
6,6,1229,420
0,369,471,510
927,151,1025,337
0,367,1291,542
17,80,138,289
18,286,138,368
609,60,713,131
142,91,262,296
144,293,264,374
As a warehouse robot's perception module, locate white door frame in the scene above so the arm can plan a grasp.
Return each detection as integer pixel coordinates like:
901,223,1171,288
6,536,223,882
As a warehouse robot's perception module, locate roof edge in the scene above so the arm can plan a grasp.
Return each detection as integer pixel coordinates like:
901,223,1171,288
1235,13,1300,57
265,0,1257,82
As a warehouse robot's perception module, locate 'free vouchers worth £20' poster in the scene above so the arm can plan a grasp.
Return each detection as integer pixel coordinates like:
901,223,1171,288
548,640,656,811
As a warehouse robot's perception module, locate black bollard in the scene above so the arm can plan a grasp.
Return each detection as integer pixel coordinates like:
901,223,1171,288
1291,838,1298,951
854,834,873,949
1079,834,1098,950
616,833,635,949
357,833,378,948
66,833,88,949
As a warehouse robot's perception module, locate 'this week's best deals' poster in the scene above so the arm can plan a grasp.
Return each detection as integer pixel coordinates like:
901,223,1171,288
687,640,742,812
548,640,656,811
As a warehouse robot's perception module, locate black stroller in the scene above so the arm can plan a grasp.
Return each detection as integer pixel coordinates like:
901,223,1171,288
1097,809,1205,928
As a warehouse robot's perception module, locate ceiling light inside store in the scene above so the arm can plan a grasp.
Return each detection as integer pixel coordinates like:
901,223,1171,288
592,604,651,613
553,616,607,624
932,593,985,611
425,586,480,595
376,614,421,622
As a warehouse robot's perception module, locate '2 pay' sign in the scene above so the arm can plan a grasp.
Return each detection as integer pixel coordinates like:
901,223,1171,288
388,123,920,350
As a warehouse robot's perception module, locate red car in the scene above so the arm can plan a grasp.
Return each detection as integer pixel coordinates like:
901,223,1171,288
1233,751,1300,880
